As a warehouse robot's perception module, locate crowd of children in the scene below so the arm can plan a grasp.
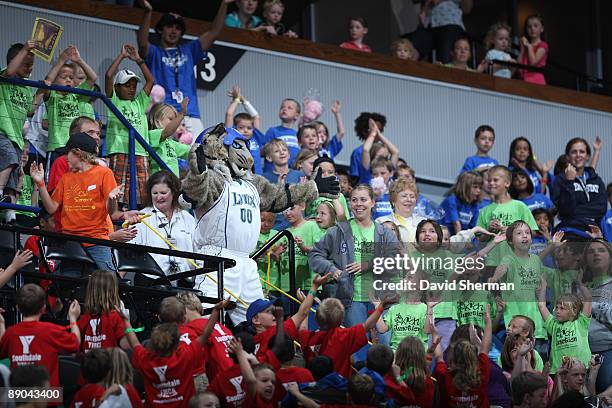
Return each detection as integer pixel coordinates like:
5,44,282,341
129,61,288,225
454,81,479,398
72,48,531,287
0,2,609,407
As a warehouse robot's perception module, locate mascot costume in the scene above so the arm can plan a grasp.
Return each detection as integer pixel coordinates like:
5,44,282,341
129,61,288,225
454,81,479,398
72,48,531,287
181,124,339,323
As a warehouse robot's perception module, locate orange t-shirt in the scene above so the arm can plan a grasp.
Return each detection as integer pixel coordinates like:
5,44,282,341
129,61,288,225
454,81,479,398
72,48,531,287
51,165,117,240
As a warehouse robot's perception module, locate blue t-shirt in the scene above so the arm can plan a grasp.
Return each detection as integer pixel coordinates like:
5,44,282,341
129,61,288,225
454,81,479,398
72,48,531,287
250,128,266,175
145,40,206,118
414,194,443,220
224,11,262,28
263,126,299,171
478,199,492,210
460,155,499,174
601,209,612,242
350,145,372,184
319,135,343,159
373,193,392,220
509,166,543,195
440,194,479,234
521,193,553,212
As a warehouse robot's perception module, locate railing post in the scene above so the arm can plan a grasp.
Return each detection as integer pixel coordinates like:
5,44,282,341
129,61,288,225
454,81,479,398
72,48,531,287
128,128,137,210
218,260,225,325
287,234,296,315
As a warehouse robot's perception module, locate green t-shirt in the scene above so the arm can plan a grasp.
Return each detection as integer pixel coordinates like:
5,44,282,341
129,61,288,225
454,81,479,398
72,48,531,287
312,224,329,244
500,253,546,338
409,247,458,319
79,99,94,119
149,129,191,176
286,220,320,291
383,302,428,350
545,312,592,374
456,296,497,329
46,83,93,152
0,70,33,149
350,219,375,302
106,91,151,156
15,175,35,218
305,193,350,220
544,267,580,306
477,200,539,266
255,229,285,291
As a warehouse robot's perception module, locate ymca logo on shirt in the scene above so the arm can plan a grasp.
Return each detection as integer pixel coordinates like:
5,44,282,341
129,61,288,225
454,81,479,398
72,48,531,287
13,335,42,364
153,365,168,383
179,333,192,345
85,318,107,349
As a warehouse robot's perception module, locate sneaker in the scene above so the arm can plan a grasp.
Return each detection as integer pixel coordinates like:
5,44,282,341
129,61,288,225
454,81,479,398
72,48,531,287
0,195,11,203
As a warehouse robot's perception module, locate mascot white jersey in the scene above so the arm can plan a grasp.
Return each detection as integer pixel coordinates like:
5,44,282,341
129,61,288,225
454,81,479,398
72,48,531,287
181,124,339,324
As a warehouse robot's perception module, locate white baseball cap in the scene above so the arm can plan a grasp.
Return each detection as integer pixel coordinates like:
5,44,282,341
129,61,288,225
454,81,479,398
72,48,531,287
114,69,141,85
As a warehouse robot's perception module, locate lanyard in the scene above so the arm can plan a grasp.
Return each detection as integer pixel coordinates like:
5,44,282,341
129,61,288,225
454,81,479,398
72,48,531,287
163,47,182,90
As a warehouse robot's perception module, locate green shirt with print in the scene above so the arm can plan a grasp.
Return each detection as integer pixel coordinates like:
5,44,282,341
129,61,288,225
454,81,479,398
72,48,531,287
545,312,592,374
456,295,497,329
286,220,320,291
15,175,35,218
149,129,191,176
350,219,375,302
500,253,546,339
408,247,458,319
544,267,580,306
46,83,94,152
106,91,151,156
477,200,539,266
0,69,33,149
383,302,429,350
255,229,285,291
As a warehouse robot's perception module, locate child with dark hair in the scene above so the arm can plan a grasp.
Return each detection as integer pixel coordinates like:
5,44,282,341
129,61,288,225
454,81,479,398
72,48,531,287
349,112,387,184
340,17,372,52
363,344,416,406
71,349,110,408
268,335,314,403
512,372,549,408
0,283,81,388
531,208,553,257
460,125,498,174
124,300,230,408
509,168,553,212
508,136,552,195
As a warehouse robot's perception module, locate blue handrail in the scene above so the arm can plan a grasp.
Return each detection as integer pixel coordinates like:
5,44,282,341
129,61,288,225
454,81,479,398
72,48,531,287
0,76,171,209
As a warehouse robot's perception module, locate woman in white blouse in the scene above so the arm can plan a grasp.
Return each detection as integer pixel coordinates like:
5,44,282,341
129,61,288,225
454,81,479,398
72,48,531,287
376,177,425,244
130,170,196,287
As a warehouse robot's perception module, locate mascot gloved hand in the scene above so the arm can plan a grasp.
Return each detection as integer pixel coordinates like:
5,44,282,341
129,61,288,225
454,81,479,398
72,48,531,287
181,124,338,324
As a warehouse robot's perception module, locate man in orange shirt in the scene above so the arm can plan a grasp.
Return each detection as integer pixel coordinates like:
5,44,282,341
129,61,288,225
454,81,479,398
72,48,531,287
30,132,140,273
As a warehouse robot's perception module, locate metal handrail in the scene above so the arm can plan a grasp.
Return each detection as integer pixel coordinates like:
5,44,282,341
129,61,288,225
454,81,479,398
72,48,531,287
0,76,171,209
250,229,297,314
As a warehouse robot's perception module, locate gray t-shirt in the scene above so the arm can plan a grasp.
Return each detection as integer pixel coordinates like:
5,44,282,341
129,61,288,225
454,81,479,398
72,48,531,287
430,0,465,29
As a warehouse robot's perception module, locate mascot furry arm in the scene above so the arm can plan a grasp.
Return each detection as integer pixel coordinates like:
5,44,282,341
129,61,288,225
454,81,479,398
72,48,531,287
180,123,339,215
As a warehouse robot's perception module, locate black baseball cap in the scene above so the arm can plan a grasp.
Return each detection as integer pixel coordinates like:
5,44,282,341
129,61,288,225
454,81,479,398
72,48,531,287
65,132,98,155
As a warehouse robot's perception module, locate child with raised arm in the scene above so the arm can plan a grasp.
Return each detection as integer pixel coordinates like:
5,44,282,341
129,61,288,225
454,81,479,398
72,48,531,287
224,85,265,174
299,293,400,378
124,299,230,408
40,45,97,160
147,98,190,176
0,40,36,204
537,273,592,375
105,43,154,205
315,100,345,159
361,118,400,174
0,283,81,388
460,125,498,174
433,305,493,407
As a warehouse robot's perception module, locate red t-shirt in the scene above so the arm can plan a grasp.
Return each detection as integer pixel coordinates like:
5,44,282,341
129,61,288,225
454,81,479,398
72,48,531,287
242,393,275,408
131,341,205,408
253,319,298,359
434,353,491,408
339,41,372,53
0,321,80,387
299,325,368,378
77,311,126,352
70,383,105,408
207,364,246,408
383,374,417,406
24,236,59,309
125,383,145,408
48,155,69,192
182,318,234,379
273,366,315,402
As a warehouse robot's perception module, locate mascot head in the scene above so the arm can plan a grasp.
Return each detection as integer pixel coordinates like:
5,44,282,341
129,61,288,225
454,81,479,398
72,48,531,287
193,123,254,180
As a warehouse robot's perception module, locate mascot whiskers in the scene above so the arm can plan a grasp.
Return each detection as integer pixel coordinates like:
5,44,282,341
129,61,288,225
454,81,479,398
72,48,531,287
181,124,339,323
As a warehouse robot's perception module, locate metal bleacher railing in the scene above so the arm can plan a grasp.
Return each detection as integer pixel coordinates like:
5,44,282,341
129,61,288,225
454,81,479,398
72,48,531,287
0,75,171,210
